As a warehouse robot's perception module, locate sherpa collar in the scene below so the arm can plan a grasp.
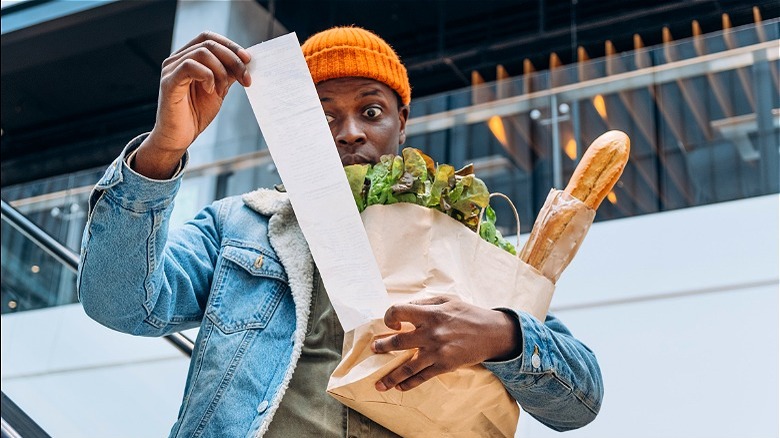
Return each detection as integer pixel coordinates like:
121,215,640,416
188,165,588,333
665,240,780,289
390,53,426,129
241,188,314,436
242,186,290,217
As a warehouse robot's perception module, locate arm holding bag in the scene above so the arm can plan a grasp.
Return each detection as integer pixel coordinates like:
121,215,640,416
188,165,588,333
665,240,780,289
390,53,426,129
327,200,550,438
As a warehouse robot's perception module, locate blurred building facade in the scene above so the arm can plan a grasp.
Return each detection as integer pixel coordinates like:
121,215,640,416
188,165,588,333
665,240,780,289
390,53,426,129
1,1,778,436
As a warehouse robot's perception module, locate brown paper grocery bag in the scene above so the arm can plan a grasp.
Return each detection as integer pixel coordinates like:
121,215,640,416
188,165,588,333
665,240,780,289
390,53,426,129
357,203,554,315
327,202,554,437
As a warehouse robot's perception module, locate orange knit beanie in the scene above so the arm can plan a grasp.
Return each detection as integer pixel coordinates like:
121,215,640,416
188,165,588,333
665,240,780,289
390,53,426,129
301,26,411,105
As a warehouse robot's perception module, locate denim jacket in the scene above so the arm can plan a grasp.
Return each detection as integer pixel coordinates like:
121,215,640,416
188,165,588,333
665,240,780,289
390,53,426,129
78,137,603,437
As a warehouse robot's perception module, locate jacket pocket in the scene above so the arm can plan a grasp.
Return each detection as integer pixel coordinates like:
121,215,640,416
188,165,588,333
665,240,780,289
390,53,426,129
206,243,288,334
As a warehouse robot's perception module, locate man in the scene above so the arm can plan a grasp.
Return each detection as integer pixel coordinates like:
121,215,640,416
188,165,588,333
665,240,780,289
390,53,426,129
78,26,603,437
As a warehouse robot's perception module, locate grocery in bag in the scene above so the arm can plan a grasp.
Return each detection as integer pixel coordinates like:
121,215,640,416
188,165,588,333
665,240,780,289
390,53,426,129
328,132,630,437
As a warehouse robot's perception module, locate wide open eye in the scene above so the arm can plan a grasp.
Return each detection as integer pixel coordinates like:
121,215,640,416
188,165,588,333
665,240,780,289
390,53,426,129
363,106,383,119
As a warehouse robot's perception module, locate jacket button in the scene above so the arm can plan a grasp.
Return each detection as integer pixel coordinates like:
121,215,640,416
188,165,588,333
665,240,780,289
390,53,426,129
531,345,541,368
253,255,264,269
531,353,541,368
257,400,269,413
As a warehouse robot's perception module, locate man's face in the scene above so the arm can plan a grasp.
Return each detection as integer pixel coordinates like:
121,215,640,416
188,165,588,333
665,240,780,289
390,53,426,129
316,77,410,166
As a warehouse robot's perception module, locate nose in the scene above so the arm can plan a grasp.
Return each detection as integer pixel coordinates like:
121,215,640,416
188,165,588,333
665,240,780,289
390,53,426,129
334,116,367,149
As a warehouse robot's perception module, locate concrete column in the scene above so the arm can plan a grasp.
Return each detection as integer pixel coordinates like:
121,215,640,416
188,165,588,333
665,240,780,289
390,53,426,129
168,0,287,224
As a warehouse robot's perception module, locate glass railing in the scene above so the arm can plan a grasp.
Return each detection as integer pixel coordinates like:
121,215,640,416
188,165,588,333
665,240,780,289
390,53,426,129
2,168,103,315
406,19,779,232
0,151,282,316
1,19,777,314
0,199,195,354
1,200,193,437
1,201,79,314
1,169,109,315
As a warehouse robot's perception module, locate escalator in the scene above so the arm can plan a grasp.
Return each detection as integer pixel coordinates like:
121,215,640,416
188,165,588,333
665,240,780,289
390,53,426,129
1,199,194,355
0,199,194,436
1,391,50,438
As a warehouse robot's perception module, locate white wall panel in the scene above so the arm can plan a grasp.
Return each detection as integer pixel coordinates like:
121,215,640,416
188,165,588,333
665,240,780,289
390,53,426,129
1,305,181,379
3,359,190,437
518,284,778,438
552,195,778,309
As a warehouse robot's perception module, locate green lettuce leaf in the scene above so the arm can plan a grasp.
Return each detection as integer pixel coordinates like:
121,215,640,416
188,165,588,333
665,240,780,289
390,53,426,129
344,164,370,212
427,164,454,210
448,174,490,229
344,147,516,255
478,206,517,255
366,155,396,206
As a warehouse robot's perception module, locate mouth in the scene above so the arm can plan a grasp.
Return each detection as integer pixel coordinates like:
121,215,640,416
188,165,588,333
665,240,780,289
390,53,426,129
340,154,372,166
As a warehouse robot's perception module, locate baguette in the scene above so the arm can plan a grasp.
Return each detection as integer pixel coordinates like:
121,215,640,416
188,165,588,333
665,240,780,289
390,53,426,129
521,130,630,279
564,130,630,209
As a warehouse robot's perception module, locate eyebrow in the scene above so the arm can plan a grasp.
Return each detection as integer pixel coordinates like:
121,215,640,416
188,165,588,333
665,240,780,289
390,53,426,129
318,87,385,103
357,89,382,99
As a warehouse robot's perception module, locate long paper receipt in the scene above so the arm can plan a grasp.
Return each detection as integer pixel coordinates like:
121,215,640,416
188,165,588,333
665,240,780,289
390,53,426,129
243,33,389,332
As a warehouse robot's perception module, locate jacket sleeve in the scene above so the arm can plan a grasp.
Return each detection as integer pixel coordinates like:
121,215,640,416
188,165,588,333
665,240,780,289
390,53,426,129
483,310,604,431
77,134,220,337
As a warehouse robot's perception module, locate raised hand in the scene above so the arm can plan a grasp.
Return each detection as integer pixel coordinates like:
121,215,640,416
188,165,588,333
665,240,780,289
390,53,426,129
135,31,253,179
371,296,521,392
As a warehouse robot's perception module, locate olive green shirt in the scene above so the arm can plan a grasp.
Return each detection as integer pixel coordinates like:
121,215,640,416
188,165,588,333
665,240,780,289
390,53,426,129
265,270,400,437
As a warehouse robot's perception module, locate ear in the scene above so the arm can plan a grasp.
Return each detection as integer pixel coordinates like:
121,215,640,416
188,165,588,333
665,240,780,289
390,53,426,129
398,105,410,145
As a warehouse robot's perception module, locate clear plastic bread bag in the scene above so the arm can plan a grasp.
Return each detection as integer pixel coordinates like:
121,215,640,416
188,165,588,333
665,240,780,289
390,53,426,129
519,189,597,284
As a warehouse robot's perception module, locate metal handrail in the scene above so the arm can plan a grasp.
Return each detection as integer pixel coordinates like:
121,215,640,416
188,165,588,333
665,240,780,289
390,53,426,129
8,147,274,214
0,199,194,357
1,199,80,273
1,391,50,438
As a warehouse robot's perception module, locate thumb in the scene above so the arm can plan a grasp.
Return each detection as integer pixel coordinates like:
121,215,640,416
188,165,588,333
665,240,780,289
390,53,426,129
408,295,452,306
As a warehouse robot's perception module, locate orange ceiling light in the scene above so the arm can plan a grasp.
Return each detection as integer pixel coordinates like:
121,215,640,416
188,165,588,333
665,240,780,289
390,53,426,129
488,115,509,147
593,94,608,119
607,191,618,204
564,138,577,160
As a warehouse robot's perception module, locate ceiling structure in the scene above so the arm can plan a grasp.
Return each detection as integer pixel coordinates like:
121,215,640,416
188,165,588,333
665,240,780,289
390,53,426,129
1,0,175,186
258,0,779,95
1,0,777,186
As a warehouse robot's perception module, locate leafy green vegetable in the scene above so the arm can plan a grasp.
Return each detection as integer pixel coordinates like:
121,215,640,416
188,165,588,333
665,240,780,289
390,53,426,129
448,174,490,230
345,147,517,255
427,164,454,209
365,155,396,206
478,206,517,255
344,164,370,212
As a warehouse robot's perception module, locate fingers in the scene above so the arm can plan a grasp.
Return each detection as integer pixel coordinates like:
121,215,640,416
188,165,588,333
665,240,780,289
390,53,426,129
408,296,451,306
147,32,252,154
166,59,218,94
376,296,458,350
164,32,251,90
370,295,487,393
174,30,251,64
372,331,419,354
164,48,231,95
382,296,452,331
376,353,444,392
394,366,443,391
